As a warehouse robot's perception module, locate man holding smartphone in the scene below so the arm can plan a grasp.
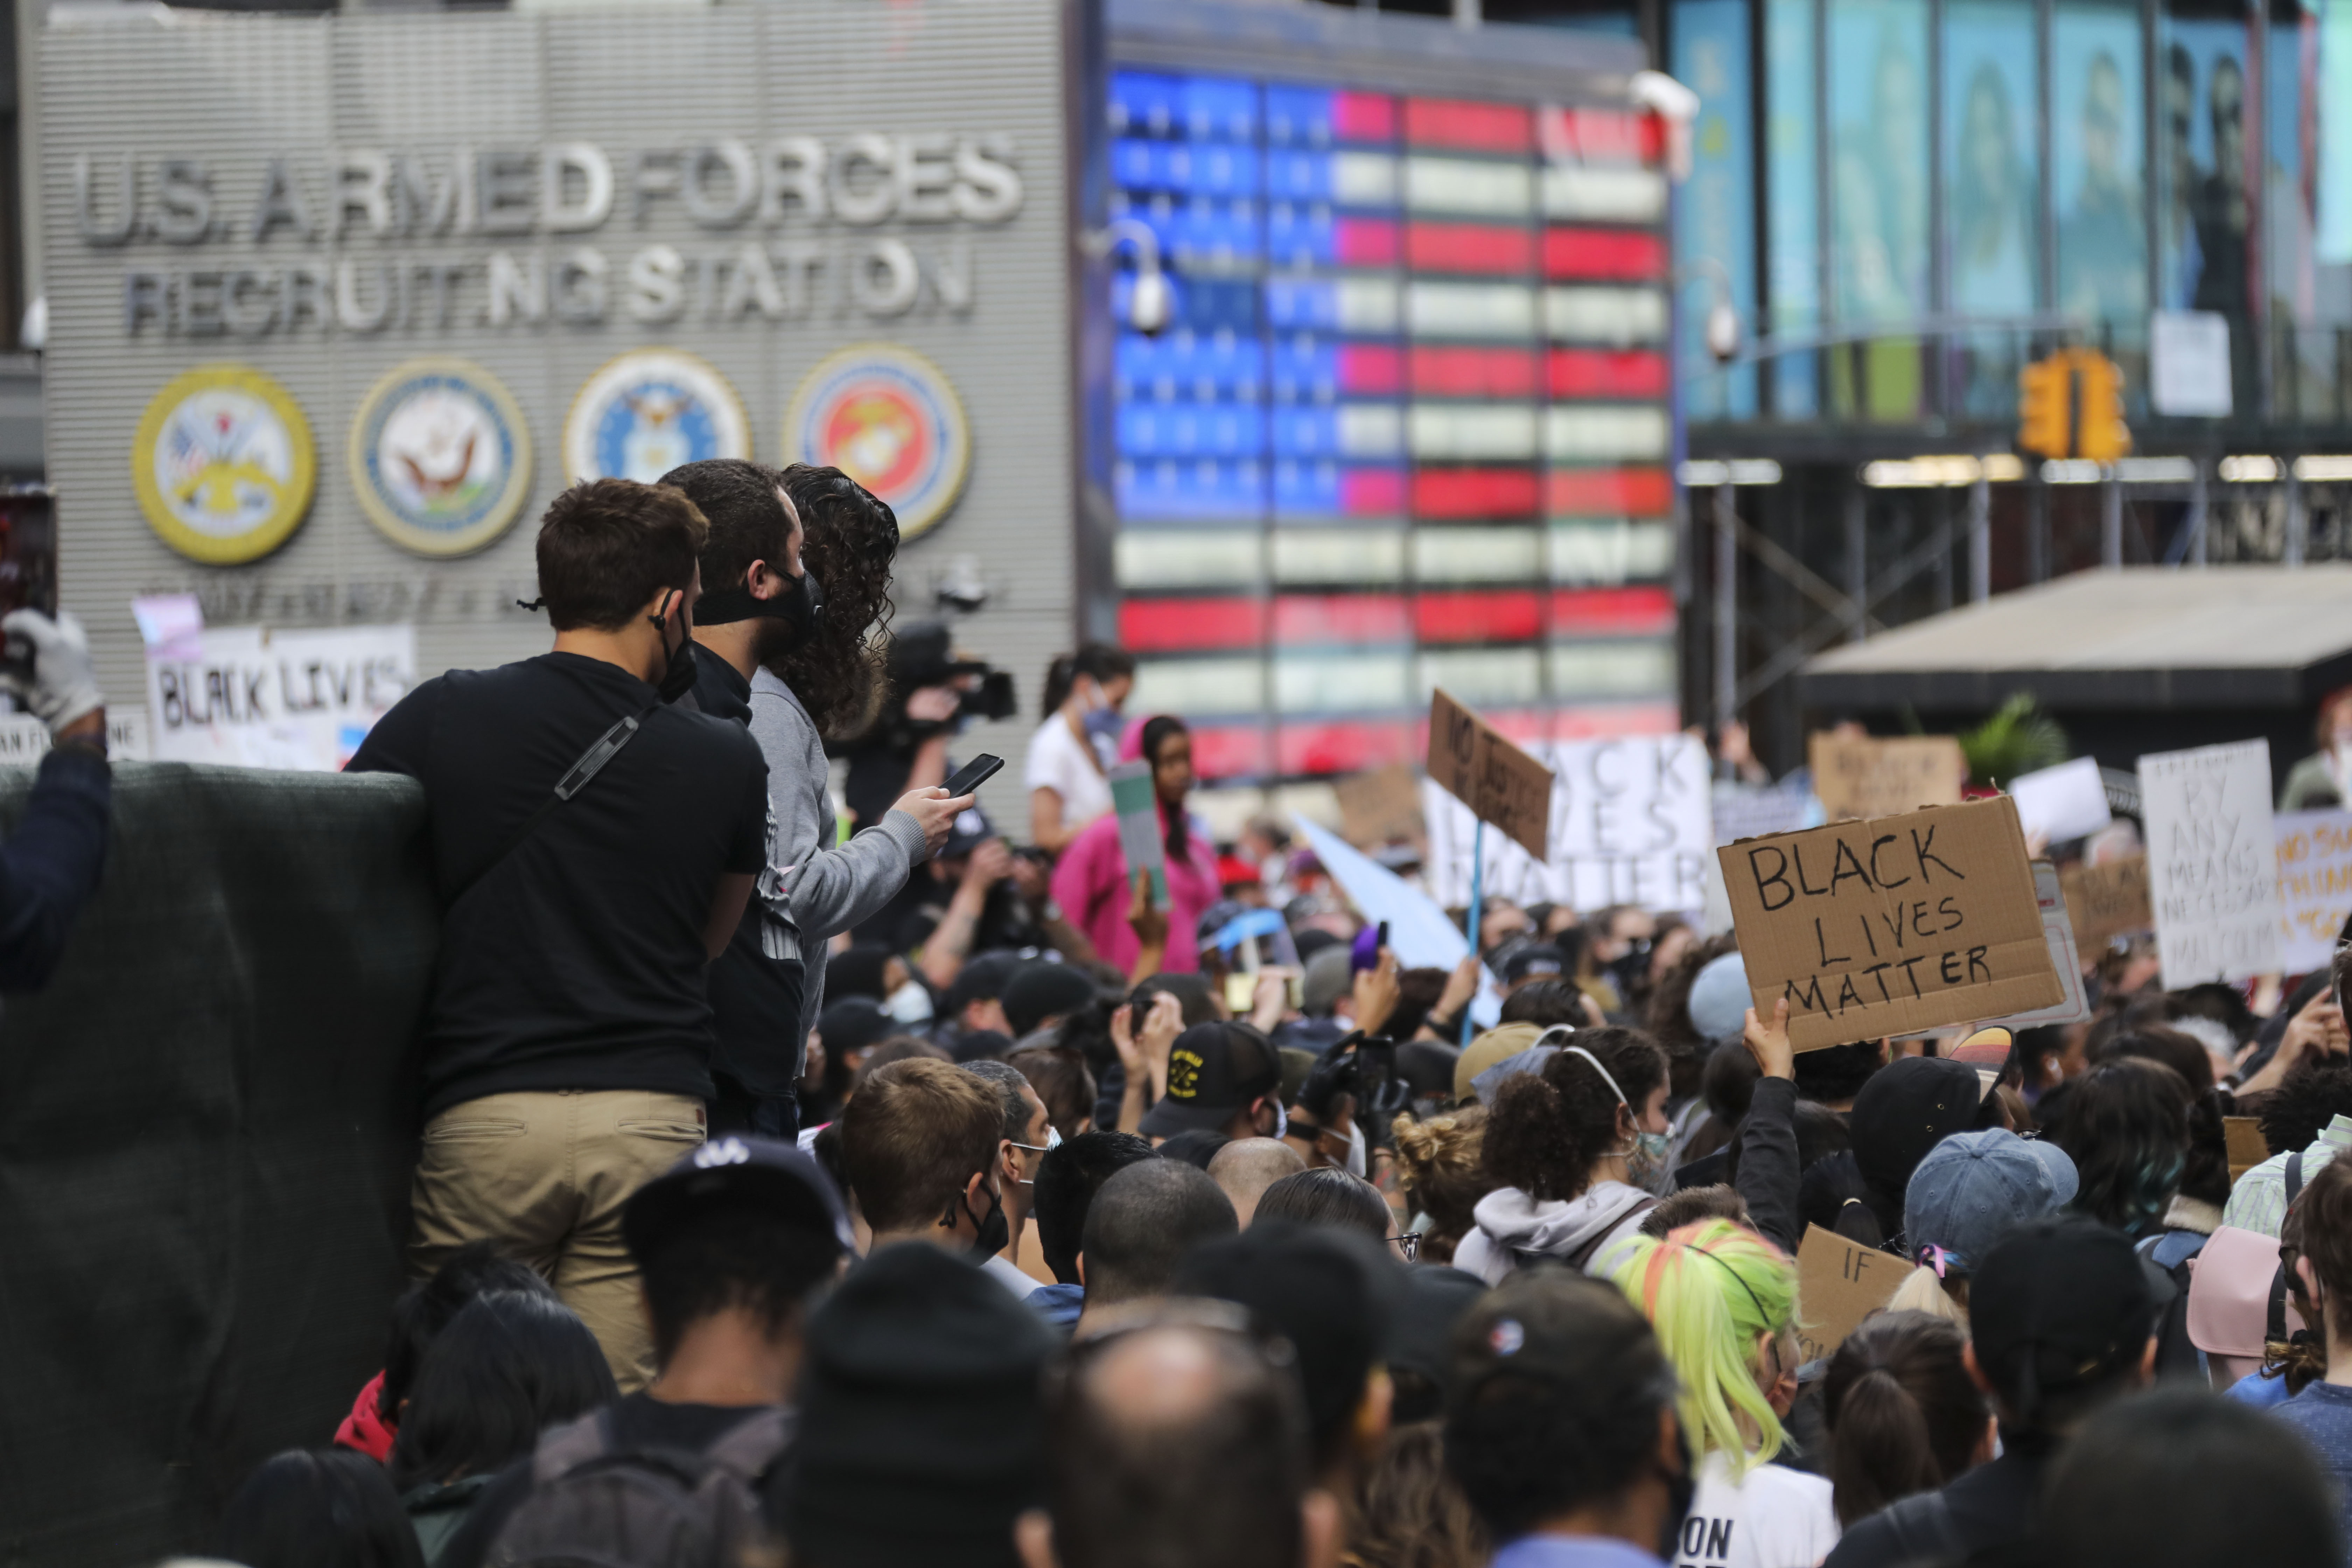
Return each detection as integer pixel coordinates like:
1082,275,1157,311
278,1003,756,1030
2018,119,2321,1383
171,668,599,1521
667,459,970,1139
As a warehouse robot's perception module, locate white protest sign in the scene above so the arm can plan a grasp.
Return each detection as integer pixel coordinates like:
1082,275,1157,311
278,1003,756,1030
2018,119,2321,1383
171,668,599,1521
2008,757,2113,845
1424,733,1712,911
0,708,153,762
146,624,416,771
1993,861,2093,1028
2139,740,2284,985
2275,809,2352,976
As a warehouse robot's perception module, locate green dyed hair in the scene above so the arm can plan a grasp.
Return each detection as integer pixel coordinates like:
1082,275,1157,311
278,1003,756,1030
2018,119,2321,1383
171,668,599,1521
1607,1218,1800,1476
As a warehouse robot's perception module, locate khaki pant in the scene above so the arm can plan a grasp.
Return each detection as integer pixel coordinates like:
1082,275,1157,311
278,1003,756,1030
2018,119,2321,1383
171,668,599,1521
410,1088,707,1392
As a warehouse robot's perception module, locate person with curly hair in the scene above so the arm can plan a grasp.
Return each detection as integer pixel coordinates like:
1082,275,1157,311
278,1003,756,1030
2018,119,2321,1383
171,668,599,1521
1453,1026,1673,1282
1388,1106,1490,1265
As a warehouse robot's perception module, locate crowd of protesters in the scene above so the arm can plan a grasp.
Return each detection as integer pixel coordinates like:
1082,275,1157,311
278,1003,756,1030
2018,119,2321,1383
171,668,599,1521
9,469,2352,1567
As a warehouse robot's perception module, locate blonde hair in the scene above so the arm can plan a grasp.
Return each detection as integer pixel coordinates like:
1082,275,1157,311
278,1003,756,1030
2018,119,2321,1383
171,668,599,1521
1884,1264,1969,1327
1608,1219,1800,1476
1390,1106,1489,1264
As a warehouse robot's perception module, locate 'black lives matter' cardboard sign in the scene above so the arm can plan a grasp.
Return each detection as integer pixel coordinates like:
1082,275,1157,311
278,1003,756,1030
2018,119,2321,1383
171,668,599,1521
1720,795,2061,1052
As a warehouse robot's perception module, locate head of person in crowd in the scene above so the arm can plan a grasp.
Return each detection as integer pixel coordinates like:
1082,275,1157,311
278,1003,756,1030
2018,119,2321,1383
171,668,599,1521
1342,1419,1487,1568
2260,1057,2352,1158
1968,1217,2158,1446
964,1059,1058,1258
2277,1152,2352,1389
1840,1053,1998,1244
1385,966,1449,1044
1154,1128,1227,1169
952,1029,1016,1065
1041,641,1136,735
1791,1039,1884,1111
1255,1166,1399,1252
2045,1056,2190,1236
1008,1043,1098,1143
358,1241,553,1456
1698,1037,1762,1133
387,1289,617,1494
1389,1107,1489,1266
1639,1184,1750,1237
1032,1130,1156,1287
2089,1025,2233,1208
1208,1135,1307,1228
533,477,707,692
1127,714,1199,856
623,1136,854,1404
1645,941,1745,1100
1497,978,1586,1029
948,952,1023,1042
1819,1310,1991,1527
1381,1265,1485,1426
1444,1270,1692,1560
1142,1021,1287,1143
1731,1099,1850,1192
662,458,816,674
1473,898,1532,958
813,995,896,1115
1301,946,1354,1023
1177,1223,1398,1485
2036,1387,2341,1568
772,463,899,735
1890,1128,2078,1321
841,1058,1008,1256
1470,1027,1671,1274
219,1449,424,1568
1006,962,1099,1044
1076,1158,1238,1326
787,1241,1056,1568
1133,972,1223,1031
1607,1220,1800,1473
1491,937,1567,999
1019,1306,1334,1568
1585,905,1657,1004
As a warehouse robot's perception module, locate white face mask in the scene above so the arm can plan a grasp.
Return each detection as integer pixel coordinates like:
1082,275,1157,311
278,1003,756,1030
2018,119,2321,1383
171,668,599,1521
884,980,934,1025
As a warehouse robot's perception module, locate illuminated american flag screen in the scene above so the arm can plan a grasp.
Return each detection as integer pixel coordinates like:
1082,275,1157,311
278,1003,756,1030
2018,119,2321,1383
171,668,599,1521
1107,71,1680,782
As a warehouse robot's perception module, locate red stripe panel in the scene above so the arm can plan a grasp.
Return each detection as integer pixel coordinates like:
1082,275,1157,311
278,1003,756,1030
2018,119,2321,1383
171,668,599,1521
1543,228,1668,281
1343,467,1408,514
1279,720,1412,777
1339,343,1405,396
1190,723,1271,780
1547,467,1673,517
1549,349,1671,399
1273,593,1411,645
1414,468,1541,518
1406,222,1534,274
1405,98,1533,154
1408,709,1551,758
1416,589,1544,643
1535,106,1666,166
1412,345,1539,398
1336,217,1401,267
1332,91,1399,144
1550,586,1677,635
1118,596,1267,653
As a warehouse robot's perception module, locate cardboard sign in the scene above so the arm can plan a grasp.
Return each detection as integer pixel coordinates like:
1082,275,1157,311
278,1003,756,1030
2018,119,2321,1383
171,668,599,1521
146,624,414,771
1991,861,2092,1028
2224,1116,2272,1184
1423,733,1712,911
1808,733,1967,822
2061,853,2154,949
1108,760,1169,908
1719,795,2060,1052
2275,809,2352,978
2140,740,2284,986
1426,689,1553,859
2008,756,2114,845
1335,763,1425,849
0,708,153,763
1794,1224,1906,1364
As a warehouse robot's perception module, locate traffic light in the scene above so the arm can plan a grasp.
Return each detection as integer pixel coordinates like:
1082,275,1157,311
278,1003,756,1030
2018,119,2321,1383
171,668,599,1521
2017,354,2071,459
2073,350,2132,463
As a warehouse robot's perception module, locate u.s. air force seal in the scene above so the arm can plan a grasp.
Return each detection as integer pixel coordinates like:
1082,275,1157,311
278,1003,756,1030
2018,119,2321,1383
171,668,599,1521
132,364,316,565
564,349,750,484
348,358,533,557
784,344,970,539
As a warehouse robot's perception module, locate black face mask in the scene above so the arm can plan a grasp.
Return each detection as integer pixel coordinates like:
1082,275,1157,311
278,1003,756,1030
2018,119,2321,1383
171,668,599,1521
1657,1410,1698,1562
961,1181,1009,1261
649,593,700,704
694,567,825,656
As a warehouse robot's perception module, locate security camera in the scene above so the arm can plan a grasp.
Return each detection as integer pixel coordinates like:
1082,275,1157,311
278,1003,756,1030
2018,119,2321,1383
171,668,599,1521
1706,299,1740,363
1128,269,1172,337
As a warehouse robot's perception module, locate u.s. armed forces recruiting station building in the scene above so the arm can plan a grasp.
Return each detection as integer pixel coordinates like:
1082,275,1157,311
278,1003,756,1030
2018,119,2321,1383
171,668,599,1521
40,0,1067,741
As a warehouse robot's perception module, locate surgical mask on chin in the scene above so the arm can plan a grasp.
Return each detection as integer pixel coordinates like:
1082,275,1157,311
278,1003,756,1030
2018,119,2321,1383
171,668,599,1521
884,980,933,1025
1345,1119,1367,1180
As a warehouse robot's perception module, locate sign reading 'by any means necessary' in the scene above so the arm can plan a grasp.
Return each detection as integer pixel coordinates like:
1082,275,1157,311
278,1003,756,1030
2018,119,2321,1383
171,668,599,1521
2139,740,2283,986
1721,795,2059,1051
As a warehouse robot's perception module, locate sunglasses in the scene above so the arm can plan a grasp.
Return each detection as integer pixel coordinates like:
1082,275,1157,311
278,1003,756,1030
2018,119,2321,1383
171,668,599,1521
1388,1232,1422,1264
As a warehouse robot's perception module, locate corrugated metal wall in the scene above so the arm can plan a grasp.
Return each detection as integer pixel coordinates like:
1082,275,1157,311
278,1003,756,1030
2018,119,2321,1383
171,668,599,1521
40,0,1071,802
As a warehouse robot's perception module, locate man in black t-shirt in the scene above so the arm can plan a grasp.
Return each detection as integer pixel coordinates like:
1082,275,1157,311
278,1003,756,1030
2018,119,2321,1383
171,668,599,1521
350,477,768,1389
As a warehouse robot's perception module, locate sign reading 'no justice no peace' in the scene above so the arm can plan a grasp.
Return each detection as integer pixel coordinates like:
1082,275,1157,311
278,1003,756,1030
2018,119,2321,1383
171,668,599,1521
1721,796,2060,1051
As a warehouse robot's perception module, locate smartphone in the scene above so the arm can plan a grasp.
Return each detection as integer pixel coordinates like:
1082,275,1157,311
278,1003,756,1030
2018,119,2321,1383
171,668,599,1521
941,754,1004,798
1350,920,1389,974
1357,1037,1397,1104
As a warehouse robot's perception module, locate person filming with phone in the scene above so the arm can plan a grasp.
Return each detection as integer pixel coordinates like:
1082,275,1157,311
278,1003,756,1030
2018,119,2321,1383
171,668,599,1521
0,607,111,991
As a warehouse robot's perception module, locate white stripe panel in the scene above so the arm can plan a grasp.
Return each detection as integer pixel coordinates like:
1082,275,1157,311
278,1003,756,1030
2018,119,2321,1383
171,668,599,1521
1274,654,1411,713
1544,405,1672,461
1272,529,1406,583
1549,639,1676,697
1549,520,1677,584
1115,530,1264,589
1336,279,1402,334
1418,648,1544,706
1542,165,1669,222
1545,287,1669,344
1410,404,1540,461
1337,405,1405,458
1404,156,1535,216
1133,657,1268,717
1407,281,1538,338
1331,152,1399,206
1412,526,1544,582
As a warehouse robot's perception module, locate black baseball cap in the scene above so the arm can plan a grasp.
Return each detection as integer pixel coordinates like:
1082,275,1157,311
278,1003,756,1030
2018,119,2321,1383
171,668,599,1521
945,951,1022,1019
1003,960,1099,1039
1141,1022,1283,1136
1850,1054,1991,1202
1970,1217,2159,1424
622,1135,855,1266
1496,939,1568,987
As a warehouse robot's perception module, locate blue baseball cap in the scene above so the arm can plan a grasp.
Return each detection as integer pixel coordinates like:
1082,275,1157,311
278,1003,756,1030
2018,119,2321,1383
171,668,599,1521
1687,951,1751,1042
1903,1129,2078,1275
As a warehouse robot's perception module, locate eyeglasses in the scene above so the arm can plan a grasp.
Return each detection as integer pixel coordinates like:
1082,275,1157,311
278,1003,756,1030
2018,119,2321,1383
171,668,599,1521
1388,1232,1422,1264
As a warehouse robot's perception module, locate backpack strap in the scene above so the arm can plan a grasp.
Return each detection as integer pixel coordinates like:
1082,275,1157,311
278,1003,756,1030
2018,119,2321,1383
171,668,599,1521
1562,1199,1658,1272
447,701,661,908
702,1407,795,1482
531,1407,618,1487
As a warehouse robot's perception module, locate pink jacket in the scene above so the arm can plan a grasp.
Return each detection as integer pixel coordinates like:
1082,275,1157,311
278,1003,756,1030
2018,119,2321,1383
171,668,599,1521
1051,804,1221,975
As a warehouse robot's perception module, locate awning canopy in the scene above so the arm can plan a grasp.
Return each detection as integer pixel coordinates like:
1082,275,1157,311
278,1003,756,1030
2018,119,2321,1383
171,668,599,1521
1801,565,2352,712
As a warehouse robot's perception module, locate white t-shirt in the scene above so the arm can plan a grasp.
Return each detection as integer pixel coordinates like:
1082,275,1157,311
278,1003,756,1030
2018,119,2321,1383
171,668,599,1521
1025,714,1113,832
1672,1449,1839,1568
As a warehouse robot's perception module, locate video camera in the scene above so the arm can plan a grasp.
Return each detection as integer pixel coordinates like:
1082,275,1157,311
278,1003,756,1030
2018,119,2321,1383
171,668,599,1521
889,620,1016,731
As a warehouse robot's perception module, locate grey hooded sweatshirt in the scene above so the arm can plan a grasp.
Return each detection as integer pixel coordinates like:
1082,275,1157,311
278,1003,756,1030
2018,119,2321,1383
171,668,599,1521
1453,1181,1657,1285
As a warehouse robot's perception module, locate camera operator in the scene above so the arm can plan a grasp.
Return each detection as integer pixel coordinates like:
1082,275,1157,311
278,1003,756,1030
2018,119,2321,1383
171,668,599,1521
836,621,1015,833
0,608,110,990
664,458,970,1139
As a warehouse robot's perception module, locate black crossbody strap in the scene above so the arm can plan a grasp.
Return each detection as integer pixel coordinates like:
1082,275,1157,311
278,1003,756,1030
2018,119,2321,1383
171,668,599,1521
447,702,658,907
